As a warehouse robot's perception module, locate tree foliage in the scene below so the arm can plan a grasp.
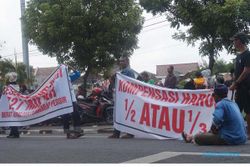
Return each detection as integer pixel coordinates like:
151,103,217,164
0,41,6,58
0,59,34,91
23,0,144,92
200,58,234,74
140,0,250,72
212,59,234,74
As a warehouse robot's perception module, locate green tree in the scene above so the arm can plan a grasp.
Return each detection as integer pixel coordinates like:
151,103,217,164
212,59,234,74
0,59,15,84
23,0,144,94
0,41,6,59
140,0,250,72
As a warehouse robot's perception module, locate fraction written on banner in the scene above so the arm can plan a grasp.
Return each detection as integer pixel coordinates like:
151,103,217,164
114,73,215,140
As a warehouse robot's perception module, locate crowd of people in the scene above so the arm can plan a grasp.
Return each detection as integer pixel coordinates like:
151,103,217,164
106,32,250,146
181,32,250,145
1,32,250,145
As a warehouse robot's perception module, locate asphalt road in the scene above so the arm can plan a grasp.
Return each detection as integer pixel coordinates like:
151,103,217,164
1,133,250,163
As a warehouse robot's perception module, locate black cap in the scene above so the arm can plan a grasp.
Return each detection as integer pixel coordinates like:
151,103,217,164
214,84,228,97
230,32,249,44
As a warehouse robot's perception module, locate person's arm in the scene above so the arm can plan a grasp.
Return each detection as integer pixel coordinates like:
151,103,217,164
164,77,167,87
121,68,135,79
230,53,250,90
210,124,219,134
173,76,177,88
230,67,250,90
211,103,224,134
128,70,135,79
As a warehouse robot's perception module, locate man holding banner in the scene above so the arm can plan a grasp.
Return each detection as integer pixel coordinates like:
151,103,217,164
109,56,136,139
5,72,20,138
62,66,84,139
0,65,81,138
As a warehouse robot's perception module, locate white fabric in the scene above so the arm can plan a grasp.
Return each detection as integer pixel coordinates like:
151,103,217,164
5,72,18,82
114,73,215,140
9,84,20,92
0,65,73,126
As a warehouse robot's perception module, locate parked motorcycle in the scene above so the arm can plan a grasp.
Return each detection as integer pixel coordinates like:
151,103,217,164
77,87,114,124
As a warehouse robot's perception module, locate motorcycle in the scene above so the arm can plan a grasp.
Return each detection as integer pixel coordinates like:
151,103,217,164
77,87,114,125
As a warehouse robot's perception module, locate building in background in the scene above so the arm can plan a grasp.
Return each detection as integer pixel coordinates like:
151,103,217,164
156,62,199,82
33,67,57,87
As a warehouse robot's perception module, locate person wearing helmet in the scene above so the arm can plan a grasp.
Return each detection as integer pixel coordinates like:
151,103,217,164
141,71,155,85
194,71,206,89
5,72,20,138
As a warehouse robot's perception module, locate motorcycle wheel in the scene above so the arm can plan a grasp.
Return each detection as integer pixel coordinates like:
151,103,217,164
104,106,113,125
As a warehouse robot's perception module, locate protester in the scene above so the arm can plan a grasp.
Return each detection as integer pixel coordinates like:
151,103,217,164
201,69,214,88
182,84,247,145
141,72,154,85
214,74,224,85
164,65,177,88
224,68,235,87
183,78,195,90
5,72,20,138
193,71,206,89
108,56,135,139
229,32,250,139
19,84,29,94
19,84,30,130
107,74,116,99
88,86,102,101
61,65,84,139
76,85,86,99
136,74,143,81
155,80,164,87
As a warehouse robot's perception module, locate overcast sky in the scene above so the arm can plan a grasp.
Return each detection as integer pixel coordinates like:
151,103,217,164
0,0,235,74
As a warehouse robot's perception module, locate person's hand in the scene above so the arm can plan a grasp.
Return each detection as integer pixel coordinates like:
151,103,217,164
2,86,7,94
210,125,219,134
67,64,75,71
229,83,237,90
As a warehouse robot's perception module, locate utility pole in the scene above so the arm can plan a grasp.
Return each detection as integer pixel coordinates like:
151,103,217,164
20,0,30,82
14,49,17,69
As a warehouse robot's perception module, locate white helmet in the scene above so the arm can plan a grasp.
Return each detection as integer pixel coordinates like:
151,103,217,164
5,72,18,82
201,69,211,78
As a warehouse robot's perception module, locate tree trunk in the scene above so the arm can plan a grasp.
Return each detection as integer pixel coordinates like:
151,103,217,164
208,52,215,74
82,66,91,97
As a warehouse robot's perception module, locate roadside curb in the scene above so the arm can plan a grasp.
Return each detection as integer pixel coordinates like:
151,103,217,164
0,126,114,135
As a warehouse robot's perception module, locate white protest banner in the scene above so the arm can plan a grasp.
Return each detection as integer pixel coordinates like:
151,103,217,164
114,73,215,139
0,65,73,126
